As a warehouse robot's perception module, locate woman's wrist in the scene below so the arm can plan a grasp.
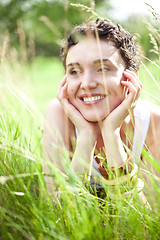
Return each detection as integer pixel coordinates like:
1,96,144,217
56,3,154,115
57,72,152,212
101,126,127,168
78,129,97,147
100,121,120,137
71,132,96,175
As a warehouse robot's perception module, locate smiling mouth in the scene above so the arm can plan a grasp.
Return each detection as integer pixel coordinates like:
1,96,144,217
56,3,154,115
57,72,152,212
82,95,105,102
80,95,106,104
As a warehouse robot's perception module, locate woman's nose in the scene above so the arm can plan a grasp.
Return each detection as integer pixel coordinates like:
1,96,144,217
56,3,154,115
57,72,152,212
80,71,97,90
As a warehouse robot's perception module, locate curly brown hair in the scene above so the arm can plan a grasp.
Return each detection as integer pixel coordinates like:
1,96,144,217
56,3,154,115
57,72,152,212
61,18,141,72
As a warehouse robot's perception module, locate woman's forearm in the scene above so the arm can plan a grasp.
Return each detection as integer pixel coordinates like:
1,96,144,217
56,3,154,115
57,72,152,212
102,128,127,168
71,131,95,176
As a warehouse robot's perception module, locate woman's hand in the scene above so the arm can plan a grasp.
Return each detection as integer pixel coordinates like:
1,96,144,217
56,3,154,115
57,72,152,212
99,69,142,168
100,69,143,131
57,75,98,144
57,75,99,174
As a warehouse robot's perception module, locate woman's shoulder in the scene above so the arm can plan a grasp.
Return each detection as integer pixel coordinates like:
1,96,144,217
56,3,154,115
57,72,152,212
132,99,160,146
143,99,160,123
44,98,75,136
142,99,160,147
149,101,160,130
45,98,65,120
44,98,66,131
134,99,160,118
45,98,62,112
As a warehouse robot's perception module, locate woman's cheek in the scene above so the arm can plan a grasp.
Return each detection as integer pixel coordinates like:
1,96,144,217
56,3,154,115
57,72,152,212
67,81,79,102
67,81,74,93
113,74,125,95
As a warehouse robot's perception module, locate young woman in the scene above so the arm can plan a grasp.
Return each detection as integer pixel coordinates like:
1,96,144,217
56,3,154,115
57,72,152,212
44,18,160,205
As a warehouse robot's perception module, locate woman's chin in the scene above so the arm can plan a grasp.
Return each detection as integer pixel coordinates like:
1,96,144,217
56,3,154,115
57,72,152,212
83,113,107,122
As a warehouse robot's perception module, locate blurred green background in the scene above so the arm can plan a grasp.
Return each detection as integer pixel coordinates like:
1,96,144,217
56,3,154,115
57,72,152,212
0,0,160,114
0,0,158,59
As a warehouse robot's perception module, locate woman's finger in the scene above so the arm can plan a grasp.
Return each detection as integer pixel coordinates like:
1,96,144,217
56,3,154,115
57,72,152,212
122,70,142,104
121,80,140,108
58,82,68,100
123,70,143,89
57,79,85,126
57,75,67,96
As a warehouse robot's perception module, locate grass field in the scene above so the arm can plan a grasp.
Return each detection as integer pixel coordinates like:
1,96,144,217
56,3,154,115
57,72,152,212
0,56,160,239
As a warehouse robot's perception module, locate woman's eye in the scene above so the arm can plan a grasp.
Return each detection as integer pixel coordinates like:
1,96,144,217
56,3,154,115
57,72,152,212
69,69,81,76
97,67,109,72
71,70,77,75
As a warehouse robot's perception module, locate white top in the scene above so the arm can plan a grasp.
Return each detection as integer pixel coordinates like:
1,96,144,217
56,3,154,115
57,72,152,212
75,99,151,176
132,99,151,164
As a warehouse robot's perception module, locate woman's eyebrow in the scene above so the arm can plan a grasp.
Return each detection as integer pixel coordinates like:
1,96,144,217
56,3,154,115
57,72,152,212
66,62,80,68
94,59,118,68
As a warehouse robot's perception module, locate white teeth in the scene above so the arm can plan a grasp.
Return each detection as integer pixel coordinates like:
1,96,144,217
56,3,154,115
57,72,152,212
83,96,105,102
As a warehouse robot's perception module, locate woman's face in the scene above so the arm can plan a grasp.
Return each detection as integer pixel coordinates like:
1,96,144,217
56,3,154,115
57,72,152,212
66,37,127,122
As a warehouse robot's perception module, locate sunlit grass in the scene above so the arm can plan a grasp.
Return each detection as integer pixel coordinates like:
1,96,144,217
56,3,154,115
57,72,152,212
140,59,160,104
0,0,160,238
0,56,160,239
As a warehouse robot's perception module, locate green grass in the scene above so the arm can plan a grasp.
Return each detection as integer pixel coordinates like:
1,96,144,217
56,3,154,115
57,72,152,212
26,57,64,113
0,57,160,239
140,60,160,105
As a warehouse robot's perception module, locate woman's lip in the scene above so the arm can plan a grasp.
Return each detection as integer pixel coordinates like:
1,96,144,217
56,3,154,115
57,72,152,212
79,93,106,98
79,95,106,105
